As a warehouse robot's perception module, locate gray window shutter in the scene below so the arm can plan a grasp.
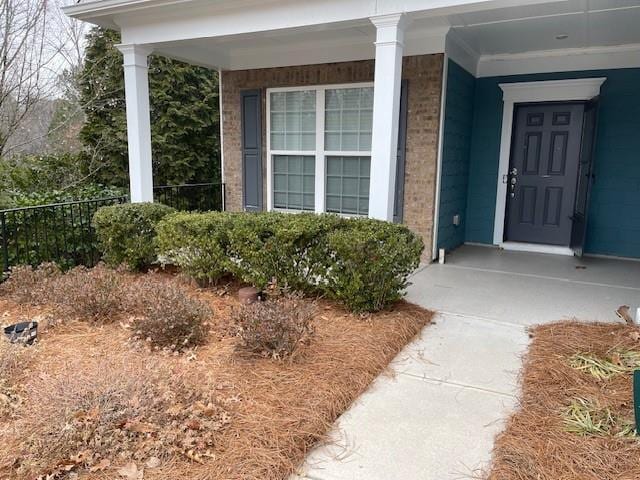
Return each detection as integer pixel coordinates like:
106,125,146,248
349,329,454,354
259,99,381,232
393,80,409,223
241,89,263,211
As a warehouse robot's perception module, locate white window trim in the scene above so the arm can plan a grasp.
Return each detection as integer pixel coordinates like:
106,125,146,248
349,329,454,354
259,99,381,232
266,82,374,214
492,78,606,251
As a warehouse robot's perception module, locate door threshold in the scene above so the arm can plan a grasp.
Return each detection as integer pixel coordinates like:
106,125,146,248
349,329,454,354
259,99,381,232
500,242,574,256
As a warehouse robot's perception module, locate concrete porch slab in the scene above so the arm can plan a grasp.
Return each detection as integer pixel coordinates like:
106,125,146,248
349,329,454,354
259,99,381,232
406,262,639,325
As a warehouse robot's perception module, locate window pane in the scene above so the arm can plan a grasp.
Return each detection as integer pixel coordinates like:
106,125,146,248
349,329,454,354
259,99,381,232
273,156,287,173
343,157,359,176
270,90,316,151
274,174,287,190
324,87,373,152
343,177,358,195
271,133,285,150
326,177,341,195
341,133,358,151
325,156,370,215
271,92,286,111
325,133,341,151
359,133,372,151
272,155,315,211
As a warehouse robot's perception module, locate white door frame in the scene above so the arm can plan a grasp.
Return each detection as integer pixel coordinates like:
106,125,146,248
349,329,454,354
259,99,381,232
493,78,606,253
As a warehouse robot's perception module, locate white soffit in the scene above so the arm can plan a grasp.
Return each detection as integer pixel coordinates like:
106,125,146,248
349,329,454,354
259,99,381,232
449,0,640,76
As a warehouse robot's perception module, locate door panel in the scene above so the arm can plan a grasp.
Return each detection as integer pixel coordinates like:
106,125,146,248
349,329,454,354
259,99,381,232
570,100,598,255
505,103,585,245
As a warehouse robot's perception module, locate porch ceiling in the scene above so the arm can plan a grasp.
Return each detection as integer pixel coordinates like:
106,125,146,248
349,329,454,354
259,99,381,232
151,17,450,70
450,0,640,56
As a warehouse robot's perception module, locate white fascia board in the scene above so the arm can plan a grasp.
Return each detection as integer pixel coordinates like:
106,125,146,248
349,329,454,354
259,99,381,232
478,44,640,77
66,0,558,44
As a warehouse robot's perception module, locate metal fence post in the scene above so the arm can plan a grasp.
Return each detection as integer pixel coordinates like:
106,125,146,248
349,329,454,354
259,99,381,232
1,212,9,273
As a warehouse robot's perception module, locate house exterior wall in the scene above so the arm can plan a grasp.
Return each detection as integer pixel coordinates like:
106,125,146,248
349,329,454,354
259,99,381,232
437,59,475,252
221,55,444,259
464,67,640,258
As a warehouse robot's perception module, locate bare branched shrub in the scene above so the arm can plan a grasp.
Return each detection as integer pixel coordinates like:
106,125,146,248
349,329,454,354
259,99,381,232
50,263,128,322
132,278,211,351
14,355,230,477
0,340,34,415
233,296,315,359
0,262,61,304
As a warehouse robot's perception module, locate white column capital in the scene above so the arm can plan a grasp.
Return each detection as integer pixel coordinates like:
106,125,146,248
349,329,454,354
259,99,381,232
370,13,409,46
116,44,154,67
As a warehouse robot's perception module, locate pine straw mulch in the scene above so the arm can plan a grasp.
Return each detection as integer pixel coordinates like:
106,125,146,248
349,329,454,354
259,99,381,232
0,273,432,480
486,321,640,480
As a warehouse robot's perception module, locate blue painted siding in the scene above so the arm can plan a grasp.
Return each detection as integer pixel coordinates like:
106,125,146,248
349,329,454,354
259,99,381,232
463,68,640,258
437,59,475,251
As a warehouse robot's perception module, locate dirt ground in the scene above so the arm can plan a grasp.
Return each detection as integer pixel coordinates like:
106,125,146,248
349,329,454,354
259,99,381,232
487,321,640,480
0,274,432,480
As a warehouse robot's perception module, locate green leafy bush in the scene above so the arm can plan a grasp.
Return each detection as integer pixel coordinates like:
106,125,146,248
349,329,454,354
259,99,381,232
93,202,176,269
226,213,345,291
156,211,232,285
322,219,424,312
157,212,423,312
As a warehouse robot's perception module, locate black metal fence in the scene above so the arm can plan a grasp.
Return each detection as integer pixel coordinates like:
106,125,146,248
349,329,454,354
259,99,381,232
153,183,224,212
1,183,224,274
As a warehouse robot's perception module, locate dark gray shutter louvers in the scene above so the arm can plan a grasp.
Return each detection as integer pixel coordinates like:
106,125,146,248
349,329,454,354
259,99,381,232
393,80,409,223
241,89,263,211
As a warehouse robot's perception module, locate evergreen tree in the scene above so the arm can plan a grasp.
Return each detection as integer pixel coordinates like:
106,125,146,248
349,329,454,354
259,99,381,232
79,28,220,187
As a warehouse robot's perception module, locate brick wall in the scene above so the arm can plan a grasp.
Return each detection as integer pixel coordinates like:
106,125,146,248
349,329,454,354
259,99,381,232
221,55,444,260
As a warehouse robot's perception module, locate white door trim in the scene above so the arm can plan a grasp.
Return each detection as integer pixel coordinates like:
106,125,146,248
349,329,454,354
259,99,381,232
492,77,606,250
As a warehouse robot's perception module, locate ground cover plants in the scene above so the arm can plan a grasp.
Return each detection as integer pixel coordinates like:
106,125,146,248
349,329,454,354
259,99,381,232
0,263,432,479
486,321,640,480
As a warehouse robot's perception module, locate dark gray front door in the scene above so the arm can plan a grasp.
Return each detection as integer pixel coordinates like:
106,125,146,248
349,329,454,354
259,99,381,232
505,103,585,246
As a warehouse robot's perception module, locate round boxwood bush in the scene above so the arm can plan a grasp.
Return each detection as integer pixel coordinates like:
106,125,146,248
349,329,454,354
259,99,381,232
93,202,176,269
322,218,424,312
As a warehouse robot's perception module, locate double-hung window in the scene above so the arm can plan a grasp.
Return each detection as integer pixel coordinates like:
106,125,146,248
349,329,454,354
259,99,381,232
267,83,374,215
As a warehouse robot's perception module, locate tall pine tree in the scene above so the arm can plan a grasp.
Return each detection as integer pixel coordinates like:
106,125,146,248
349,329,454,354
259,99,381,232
79,28,220,187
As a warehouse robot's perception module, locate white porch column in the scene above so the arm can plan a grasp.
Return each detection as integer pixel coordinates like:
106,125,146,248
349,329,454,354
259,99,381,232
117,44,154,203
368,13,407,221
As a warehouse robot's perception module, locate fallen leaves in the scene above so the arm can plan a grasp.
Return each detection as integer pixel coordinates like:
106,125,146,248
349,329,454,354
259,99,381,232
145,457,161,469
89,458,111,472
118,461,144,480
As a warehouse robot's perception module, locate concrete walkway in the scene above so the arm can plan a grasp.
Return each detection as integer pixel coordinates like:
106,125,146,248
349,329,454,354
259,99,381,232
294,246,640,480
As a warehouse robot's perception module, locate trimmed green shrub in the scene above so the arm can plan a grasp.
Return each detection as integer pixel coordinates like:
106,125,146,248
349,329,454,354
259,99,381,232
322,219,424,312
93,202,176,269
156,211,232,285
156,211,423,312
226,212,345,291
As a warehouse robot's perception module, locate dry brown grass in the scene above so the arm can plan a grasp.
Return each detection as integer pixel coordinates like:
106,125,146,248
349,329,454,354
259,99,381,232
0,272,432,479
486,321,640,480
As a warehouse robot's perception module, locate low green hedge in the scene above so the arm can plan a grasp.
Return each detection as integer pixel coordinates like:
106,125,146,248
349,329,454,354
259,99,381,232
92,202,176,269
156,211,423,312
